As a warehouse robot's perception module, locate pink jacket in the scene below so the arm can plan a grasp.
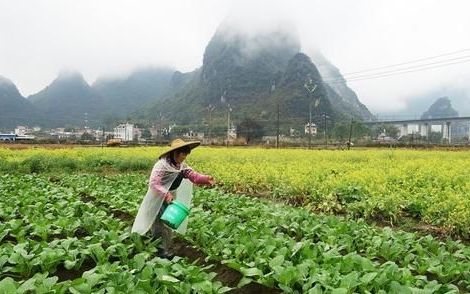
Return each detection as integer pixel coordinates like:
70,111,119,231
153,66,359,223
149,160,211,198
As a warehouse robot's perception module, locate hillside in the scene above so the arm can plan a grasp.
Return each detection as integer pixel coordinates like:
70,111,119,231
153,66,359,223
0,76,38,129
421,96,459,119
92,67,175,118
4,27,374,130
310,51,375,121
138,26,373,132
28,72,104,127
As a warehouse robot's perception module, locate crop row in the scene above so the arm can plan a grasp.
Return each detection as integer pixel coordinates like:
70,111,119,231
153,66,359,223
62,173,470,293
0,174,231,293
188,189,470,293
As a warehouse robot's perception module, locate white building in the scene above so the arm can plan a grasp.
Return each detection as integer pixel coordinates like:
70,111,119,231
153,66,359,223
15,126,28,136
228,124,237,139
183,130,205,140
114,123,136,142
304,123,317,135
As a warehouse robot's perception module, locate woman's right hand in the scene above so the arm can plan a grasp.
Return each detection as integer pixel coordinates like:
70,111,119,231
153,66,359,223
164,192,174,203
207,176,216,186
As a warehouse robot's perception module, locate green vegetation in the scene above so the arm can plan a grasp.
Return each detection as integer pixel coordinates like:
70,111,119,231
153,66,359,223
2,146,470,292
0,174,231,293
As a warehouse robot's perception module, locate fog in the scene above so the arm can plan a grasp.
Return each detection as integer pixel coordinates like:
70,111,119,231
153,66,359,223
1,0,469,115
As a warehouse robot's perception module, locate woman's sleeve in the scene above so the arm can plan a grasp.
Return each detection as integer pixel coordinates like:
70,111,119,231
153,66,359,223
149,169,169,197
182,168,211,185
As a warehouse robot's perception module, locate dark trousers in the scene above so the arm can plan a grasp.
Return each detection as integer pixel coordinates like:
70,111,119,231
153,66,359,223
151,203,173,255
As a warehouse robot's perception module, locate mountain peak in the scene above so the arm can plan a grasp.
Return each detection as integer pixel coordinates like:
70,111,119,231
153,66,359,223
0,76,36,128
27,71,103,127
310,51,374,121
279,53,323,93
0,75,14,86
0,76,23,99
421,96,459,119
57,70,84,79
206,24,301,67
0,76,20,96
53,70,87,86
199,23,301,106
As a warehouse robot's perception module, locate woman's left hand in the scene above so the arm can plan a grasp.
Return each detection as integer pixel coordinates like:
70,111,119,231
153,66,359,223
164,192,174,203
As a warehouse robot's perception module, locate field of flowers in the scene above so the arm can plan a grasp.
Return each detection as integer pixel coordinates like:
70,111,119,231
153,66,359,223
1,146,470,293
1,146,469,235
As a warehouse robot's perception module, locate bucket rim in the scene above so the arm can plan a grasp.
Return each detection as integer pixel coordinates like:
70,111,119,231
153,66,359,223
170,200,190,214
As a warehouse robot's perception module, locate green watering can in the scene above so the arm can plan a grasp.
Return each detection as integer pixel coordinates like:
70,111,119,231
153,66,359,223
160,200,190,230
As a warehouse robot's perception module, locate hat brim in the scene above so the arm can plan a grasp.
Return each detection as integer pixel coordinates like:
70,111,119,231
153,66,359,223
159,141,201,159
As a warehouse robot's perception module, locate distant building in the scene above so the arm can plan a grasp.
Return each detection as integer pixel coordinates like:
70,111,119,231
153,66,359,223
114,123,137,142
304,123,317,135
15,126,28,136
183,130,205,140
50,128,76,139
376,132,397,144
150,126,170,140
290,128,295,137
228,125,237,139
289,128,300,137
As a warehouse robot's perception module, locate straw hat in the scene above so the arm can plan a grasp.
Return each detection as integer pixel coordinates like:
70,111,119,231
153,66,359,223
159,138,201,158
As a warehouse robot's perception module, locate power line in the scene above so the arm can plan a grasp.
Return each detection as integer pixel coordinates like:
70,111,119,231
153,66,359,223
331,54,470,80
323,57,470,84
321,48,470,78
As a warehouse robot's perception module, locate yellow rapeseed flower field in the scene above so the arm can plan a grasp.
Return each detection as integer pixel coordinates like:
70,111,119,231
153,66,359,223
2,146,470,234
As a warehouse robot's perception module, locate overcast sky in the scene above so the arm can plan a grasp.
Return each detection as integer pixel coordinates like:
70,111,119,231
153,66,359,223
1,0,470,115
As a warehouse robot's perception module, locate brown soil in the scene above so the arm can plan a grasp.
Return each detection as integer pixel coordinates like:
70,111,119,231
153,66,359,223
74,184,282,292
4,181,281,292
369,214,470,244
230,282,282,294
78,192,134,222
172,238,281,293
2,234,17,243
172,239,241,287
109,209,134,222
2,230,70,244
79,192,96,203
54,259,96,282
73,228,88,238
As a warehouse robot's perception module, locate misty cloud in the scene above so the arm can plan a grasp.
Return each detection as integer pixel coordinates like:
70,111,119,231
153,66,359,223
1,0,469,116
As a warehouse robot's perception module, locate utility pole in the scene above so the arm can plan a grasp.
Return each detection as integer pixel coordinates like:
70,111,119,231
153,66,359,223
84,112,88,131
101,126,105,148
158,112,163,146
125,121,128,143
347,118,353,150
276,102,280,148
226,103,231,147
304,79,317,149
220,90,231,147
271,80,280,149
207,104,215,144
323,113,328,148
309,103,312,149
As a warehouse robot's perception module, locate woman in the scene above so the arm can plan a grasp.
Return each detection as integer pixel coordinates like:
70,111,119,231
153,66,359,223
131,139,215,258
